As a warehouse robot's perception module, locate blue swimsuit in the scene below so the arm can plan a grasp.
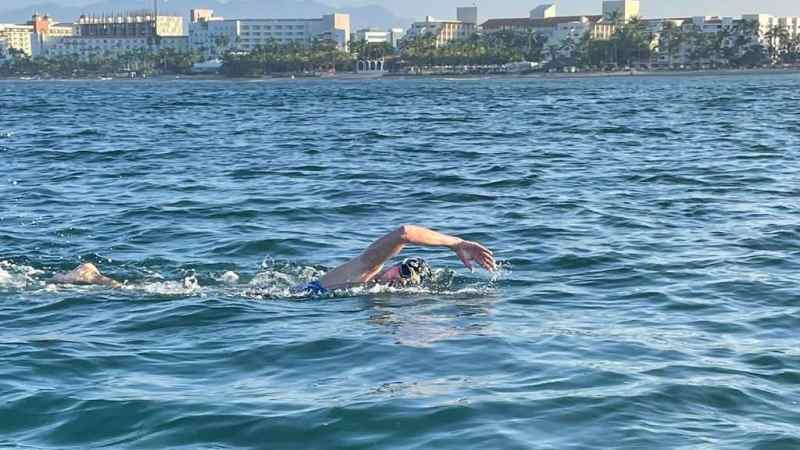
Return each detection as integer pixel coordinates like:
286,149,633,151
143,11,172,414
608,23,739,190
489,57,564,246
291,281,328,296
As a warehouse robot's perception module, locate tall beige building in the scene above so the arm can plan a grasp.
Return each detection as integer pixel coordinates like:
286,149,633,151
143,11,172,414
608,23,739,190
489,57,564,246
406,7,478,47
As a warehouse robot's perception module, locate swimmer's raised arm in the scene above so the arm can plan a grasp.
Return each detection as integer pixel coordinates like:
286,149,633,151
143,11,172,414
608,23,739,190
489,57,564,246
320,225,495,288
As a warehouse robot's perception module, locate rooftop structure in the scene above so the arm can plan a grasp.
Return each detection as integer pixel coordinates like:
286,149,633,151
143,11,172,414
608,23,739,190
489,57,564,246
457,7,478,25
530,4,557,19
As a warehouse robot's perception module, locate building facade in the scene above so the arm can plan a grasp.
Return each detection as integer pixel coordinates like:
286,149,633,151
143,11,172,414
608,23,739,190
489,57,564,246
482,15,614,43
30,14,75,56
189,10,351,58
405,7,478,47
644,13,800,67
40,12,186,59
354,28,405,48
0,24,34,56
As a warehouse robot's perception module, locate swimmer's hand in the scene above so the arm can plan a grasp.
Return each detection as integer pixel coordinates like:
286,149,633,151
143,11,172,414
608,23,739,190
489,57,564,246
453,240,496,272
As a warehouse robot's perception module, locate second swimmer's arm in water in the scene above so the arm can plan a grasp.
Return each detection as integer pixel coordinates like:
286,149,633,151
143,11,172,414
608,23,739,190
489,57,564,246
51,262,123,288
319,224,496,290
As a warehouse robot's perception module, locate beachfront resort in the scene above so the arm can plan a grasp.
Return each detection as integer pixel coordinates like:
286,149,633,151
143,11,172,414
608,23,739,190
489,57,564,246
1,0,799,77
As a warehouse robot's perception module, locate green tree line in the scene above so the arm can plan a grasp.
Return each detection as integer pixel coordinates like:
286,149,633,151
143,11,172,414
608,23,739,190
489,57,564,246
0,47,200,78
221,39,351,76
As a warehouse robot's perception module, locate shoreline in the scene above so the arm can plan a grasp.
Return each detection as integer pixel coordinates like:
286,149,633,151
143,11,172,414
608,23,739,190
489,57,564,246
2,67,799,82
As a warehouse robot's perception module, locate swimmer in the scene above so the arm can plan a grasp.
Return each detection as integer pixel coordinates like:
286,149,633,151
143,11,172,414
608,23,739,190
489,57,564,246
293,224,495,295
51,262,123,288
54,225,496,295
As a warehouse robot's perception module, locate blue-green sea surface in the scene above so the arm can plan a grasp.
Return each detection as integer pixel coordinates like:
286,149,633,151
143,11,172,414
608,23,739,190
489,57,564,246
1,75,800,449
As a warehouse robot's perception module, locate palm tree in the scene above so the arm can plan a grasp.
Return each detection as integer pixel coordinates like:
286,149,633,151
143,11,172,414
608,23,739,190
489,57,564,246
559,36,577,65
607,10,623,67
546,43,560,68
710,26,732,67
785,34,800,63
658,21,675,67
348,38,366,58
764,25,789,63
575,31,592,67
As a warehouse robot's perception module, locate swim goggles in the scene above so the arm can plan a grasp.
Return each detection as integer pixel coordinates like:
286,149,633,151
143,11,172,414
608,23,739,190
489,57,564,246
399,258,429,280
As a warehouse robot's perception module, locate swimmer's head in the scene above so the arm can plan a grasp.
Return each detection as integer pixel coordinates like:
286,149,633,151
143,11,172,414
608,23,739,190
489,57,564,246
378,257,432,287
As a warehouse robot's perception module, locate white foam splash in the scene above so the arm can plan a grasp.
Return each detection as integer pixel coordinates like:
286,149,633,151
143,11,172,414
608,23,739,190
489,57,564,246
241,264,496,300
0,261,43,289
133,275,204,296
244,258,328,299
219,271,239,285
1,257,502,300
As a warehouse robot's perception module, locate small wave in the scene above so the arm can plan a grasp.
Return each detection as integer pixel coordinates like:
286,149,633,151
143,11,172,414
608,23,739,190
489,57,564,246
66,129,102,138
0,131,12,139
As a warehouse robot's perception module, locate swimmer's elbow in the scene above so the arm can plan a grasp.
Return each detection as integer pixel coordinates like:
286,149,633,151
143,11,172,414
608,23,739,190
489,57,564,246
397,224,415,243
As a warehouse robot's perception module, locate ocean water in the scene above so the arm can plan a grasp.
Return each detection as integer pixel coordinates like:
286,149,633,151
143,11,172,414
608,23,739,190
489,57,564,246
1,74,799,449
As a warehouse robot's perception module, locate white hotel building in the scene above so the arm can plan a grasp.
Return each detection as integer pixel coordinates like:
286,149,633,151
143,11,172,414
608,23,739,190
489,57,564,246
0,24,35,57
189,9,350,58
40,12,187,59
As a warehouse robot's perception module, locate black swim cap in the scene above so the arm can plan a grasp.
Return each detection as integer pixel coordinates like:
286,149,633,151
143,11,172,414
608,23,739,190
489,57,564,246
400,258,432,282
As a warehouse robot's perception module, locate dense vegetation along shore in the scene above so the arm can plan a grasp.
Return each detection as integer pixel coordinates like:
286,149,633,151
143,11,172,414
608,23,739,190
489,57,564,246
1,17,799,79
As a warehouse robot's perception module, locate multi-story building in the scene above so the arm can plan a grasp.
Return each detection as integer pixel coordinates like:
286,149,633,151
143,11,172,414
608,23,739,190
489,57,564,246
30,14,75,56
483,14,614,42
482,4,615,43
188,9,236,57
644,12,800,67
0,24,34,56
742,13,800,44
75,12,183,37
41,11,186,59
354,28,405,48
0,15,76,57
189,9,351,58
405,7,478,47
778,17,800,38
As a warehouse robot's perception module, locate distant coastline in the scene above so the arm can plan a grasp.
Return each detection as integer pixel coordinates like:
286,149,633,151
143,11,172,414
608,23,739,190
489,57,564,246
3,66,800,82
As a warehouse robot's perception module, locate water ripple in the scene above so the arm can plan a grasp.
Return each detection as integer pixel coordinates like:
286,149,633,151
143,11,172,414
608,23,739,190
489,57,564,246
2,74,800,449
